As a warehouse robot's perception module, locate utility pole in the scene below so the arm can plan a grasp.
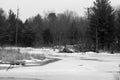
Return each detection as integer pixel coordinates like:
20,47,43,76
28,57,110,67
15,8,19,46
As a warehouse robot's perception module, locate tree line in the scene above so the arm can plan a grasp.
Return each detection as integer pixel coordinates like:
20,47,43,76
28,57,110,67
0,0,120,52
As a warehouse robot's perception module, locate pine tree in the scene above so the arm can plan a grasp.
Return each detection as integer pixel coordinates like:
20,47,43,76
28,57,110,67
7,10,17,45
48,13,57,45
89,0,115,52
116,9,120,50
0,8,7,45
30,14,43,46
42,29,53,45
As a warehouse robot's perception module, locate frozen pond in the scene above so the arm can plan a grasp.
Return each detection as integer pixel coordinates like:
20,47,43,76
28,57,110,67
0,48,120,80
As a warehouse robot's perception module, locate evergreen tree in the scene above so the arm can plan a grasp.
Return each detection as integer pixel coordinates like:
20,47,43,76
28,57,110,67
0,8,7,45
7,10,17,45
48,13,57,45
42,29,53,45
30,14,43,46
116,9,120,50
22,20,35,46
89,0,115,52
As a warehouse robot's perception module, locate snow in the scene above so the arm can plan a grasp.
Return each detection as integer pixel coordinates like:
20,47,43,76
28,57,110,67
0,47,120,80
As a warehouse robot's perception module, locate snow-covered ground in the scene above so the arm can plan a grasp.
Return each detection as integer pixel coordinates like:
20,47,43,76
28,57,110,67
0,47,120,80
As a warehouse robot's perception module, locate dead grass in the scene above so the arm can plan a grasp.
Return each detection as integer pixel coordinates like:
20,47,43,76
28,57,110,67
0,48,46,63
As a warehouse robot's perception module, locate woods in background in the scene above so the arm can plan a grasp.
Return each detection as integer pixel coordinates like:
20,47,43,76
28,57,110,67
0,0,120,52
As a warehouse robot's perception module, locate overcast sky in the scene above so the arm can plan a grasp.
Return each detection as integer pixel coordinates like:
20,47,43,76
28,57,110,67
0,0,120,21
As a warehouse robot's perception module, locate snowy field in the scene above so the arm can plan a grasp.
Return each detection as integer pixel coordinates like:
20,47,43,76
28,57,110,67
0,47,120,80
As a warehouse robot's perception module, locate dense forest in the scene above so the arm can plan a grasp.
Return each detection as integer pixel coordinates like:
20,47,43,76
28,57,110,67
0,0,120,52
